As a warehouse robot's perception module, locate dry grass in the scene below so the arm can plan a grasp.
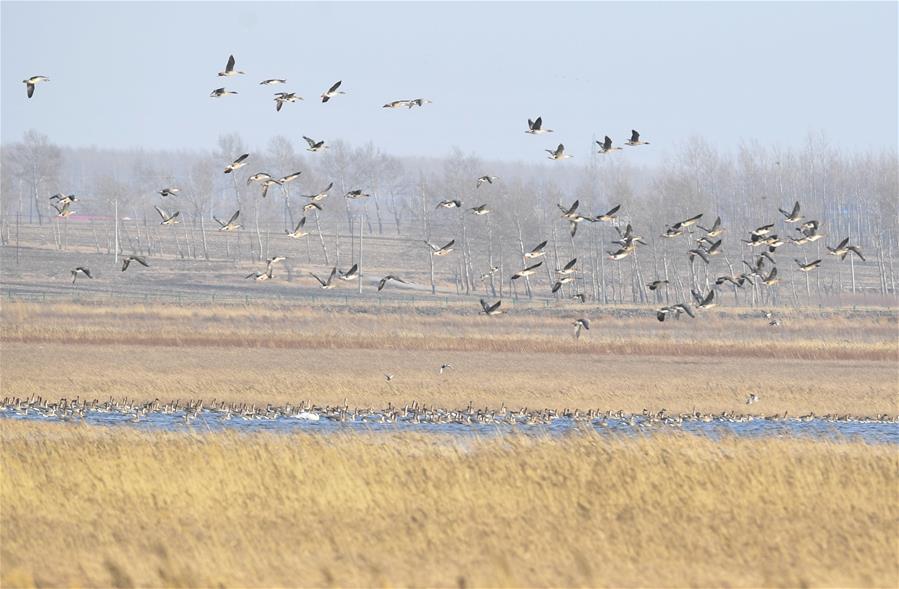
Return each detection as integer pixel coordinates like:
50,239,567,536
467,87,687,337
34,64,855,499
1,421,896,588
1,301,897,415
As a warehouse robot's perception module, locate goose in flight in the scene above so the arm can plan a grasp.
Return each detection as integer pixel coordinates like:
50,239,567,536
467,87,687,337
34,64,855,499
23,75,49,98
557,258,578,275
310,267,338,289
121,255,149,272
377,275,407,291
260,78,287,85
795,259,822,272
595,204,621,223
470,204,491,215
511,261,543,279
746,393,759,405
572,318,590,339
383,100,413,109
302,182,333,202
50,193,78,205
698,216,724,237
303,136,327,152
625,130,650,146
155,206,180,225
439,363,454,375
279,171,302,185
52,201,75,217
320,80,345,102
607,248,632,261
214,210,241,231
70,267,92,284
761,267,779,286
218,54,245,77
476,175,497,188
384,373,395,382
546,144,572,160
425,240,455,256
338,264,359,281
661,226,683,239
597,136,623,154
647,279,669,291
751,223,776,237
479,299,504,316
656,304,694,322
158,187,180,198
779,201,802,223
676,213,703,228
572,293,587,303
715,274,751,288
436,199,462,209
345,189,370,200
245,268,273,282
691,289,716,309
286,216,309,238
247,172,274,185
274,92,302,111
210,87,238,98
303,202,323,213
827,238,865,261
558,200,580,220
224,153,249,173
524,240,548,259
526,116,553,134
551,275,575,293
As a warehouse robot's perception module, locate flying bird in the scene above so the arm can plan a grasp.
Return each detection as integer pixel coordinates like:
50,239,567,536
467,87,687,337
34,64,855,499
436,199,462,209
309,267,338,289
154,206,180,225
218,55,245,77
625,130,650,146
274,92,302,111
546,144,572,160
377,275,407,291
425,240,455,256
70,267,92,284
572,318,590,339
158,187,180,198
338,264,359,281
210,87,238,98
302,182,333,201
596,136,623,154
345,189,370,200
524,240,548,259
476,175,497,188
779,201,802,223
595,205,621,223
511,261,543,279
470,204,491,215
224,154,249,173
795,259,822,272
479,299,504,316
23,75,49,98
303,136,327,152
214,210,241,231
526,117,553,134
286,217,309,238
121,256,149,272
259,79,287,85
647,280,669,291
320,80,345,102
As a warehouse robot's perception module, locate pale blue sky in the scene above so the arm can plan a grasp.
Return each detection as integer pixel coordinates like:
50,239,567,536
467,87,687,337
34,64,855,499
2,1,896,161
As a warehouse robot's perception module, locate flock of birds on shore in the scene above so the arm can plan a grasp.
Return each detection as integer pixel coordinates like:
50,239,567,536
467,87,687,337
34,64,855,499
4,395,896,428
25,57,869,348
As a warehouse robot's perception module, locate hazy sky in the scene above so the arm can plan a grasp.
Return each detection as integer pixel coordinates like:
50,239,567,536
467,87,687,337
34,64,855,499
2,1,896,162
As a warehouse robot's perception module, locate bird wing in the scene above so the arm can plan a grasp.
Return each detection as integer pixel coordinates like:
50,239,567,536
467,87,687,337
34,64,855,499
533,116,542,129
26,83,35,98
303,136,316,148
227,210,240,225
441,240,455,250
630,130,640,142
606,204,621,216
225,54,236,73
328,80,342,93
234,153,249,164
531,240,548,253
564,258,577,271
134,256,149,267
309,272,326,287
154,206,167,220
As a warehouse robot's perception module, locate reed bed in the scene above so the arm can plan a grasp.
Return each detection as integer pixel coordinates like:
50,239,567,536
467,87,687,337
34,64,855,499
1,422,896,588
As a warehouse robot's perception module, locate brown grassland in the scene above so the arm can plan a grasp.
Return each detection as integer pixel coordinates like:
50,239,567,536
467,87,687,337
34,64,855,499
1,300,897,415
1,422,897,588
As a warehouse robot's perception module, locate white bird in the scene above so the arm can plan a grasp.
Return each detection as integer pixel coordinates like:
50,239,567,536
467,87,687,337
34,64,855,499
286,217,309,238
224,154,249,173
260,79,286,85
526,116,553,134
303,136,327,152
625,130,650,146
23,75,49,98
218,54,245,77
210,87,238,98
320,80,345,103
154,206,180,225
546,144,572,160
439,363,454,374
214,210,241,231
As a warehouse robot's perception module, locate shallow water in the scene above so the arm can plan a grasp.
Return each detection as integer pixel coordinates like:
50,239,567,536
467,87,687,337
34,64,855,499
3,409,897,444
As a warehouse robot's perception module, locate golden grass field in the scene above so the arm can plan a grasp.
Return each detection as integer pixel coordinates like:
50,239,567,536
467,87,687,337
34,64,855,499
1,422,897,589
1,301,897,415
